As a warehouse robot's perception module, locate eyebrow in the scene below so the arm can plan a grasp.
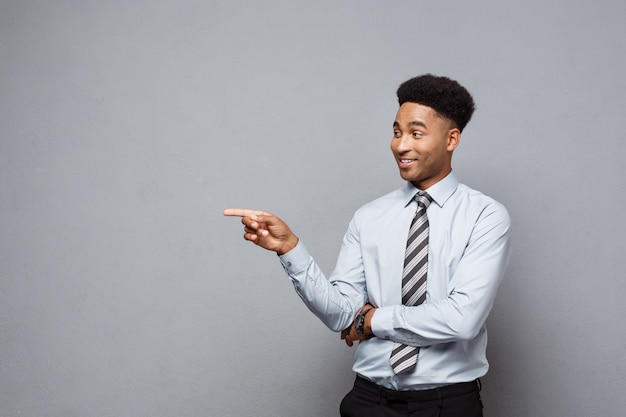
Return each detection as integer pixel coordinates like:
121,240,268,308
393,120,427,129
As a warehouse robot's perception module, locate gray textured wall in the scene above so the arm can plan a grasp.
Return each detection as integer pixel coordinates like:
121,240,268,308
1,1,625,416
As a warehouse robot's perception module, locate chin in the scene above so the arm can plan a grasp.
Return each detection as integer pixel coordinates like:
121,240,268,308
399,171,419,183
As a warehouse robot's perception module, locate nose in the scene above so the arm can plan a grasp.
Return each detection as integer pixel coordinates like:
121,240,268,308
393,133,412,153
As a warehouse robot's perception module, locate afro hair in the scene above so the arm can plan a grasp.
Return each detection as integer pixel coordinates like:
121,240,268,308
397,74,475,132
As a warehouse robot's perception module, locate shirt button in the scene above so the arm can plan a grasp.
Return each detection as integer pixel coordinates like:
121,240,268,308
287,262,292,267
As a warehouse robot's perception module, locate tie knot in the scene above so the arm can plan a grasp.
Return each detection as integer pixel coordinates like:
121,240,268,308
414,192,433,209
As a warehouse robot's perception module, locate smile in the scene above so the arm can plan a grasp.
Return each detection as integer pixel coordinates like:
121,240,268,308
398,158,417,168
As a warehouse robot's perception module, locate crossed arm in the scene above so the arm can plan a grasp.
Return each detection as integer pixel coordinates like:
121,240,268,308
223,208,373,346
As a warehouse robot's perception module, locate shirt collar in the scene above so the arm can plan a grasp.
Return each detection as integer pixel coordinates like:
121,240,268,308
402,171,459,208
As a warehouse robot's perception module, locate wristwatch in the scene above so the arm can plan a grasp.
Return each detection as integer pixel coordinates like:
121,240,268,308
355,309,374,338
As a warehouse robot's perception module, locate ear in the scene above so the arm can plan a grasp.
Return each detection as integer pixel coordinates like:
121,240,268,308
446,128,460,152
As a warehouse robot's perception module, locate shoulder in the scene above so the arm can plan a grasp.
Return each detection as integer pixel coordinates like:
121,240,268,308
453,183,511,227
342,186,410,234
354,186,407,217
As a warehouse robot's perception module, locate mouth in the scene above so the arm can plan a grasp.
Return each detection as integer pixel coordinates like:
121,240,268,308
398,158,417,168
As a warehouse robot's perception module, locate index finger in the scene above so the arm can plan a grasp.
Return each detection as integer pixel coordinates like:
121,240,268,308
223,208,264,218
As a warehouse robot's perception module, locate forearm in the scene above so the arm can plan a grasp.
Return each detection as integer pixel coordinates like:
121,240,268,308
372,289,496,345
279,241,365,332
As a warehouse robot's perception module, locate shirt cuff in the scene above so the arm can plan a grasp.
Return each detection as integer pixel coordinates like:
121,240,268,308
278,240,311,275
370,306,396,341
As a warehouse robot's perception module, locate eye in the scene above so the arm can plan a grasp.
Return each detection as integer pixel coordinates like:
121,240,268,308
412,131,423,138
393,130,401,138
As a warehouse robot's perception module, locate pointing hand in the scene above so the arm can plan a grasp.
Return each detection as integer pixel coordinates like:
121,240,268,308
223,208,299,255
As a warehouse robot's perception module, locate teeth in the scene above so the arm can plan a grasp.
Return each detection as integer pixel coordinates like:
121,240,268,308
401,159,414,163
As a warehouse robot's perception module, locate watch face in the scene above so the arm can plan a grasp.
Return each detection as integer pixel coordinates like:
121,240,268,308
356,314,366,337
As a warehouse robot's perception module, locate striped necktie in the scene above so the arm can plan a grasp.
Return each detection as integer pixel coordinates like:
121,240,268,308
390,192,433,375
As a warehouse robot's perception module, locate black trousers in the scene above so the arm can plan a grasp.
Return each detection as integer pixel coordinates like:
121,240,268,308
340,376,483,417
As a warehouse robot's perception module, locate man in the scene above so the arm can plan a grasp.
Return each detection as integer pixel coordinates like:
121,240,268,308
224,74,511,417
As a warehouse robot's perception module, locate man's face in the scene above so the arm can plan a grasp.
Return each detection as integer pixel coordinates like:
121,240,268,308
390,102,459,190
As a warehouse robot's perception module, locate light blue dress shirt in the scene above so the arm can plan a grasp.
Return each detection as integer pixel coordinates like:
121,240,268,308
279,172,512,390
